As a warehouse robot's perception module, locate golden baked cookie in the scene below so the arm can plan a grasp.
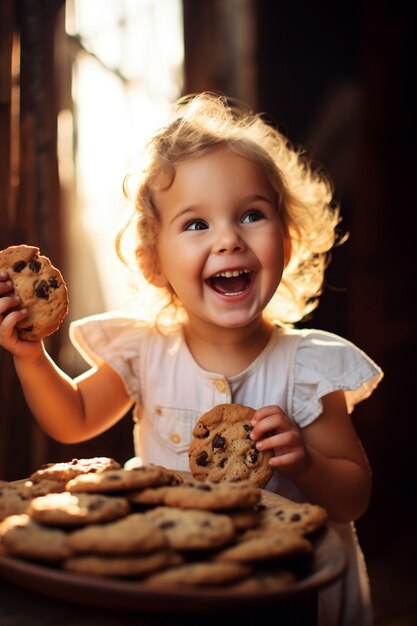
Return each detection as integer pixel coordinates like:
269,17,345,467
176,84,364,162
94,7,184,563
27,491,130,526
188,404,273,487
143,561,252,588
0,514,73,561
30,457,121,484
0,244,68,341
163,480,262,511
63,550,183,578
67,513,168,554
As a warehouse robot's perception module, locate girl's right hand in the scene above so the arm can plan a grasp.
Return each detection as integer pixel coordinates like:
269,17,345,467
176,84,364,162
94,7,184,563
0,271,43,360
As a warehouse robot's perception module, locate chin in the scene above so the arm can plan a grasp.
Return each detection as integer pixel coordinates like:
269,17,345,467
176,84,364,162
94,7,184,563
215,313,261,329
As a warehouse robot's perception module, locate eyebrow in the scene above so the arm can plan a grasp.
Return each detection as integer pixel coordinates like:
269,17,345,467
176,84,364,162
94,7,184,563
169,205,199,226
169,194,274,226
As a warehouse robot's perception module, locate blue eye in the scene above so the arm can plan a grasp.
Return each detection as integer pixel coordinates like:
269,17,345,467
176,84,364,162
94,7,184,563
242,210,264,223
185,220,208,231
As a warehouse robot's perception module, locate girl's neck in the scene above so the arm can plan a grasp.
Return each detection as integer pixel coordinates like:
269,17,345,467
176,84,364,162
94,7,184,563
182,316,274,377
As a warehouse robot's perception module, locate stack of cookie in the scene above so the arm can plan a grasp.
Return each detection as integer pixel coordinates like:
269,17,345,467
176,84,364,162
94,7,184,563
0,456,328,591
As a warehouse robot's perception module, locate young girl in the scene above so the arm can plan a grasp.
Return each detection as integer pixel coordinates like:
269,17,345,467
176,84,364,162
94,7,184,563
0,93,382,625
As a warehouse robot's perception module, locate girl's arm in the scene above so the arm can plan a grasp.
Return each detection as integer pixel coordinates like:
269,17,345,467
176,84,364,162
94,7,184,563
0,276,132,443
14,349,132,443
251,391,372,523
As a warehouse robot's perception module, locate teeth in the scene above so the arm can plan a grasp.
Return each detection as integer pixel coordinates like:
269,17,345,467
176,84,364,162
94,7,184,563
213,269,250,278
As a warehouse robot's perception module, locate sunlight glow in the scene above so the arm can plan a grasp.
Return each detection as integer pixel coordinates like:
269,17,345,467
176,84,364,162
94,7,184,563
64,0,183,311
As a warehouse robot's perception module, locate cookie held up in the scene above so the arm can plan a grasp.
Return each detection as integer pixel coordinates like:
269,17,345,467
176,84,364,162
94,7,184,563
188,403,273,488
0,244,69,341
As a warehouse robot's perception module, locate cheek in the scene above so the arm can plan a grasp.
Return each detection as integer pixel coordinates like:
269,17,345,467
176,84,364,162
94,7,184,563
260,234,286,273
157,238,202,291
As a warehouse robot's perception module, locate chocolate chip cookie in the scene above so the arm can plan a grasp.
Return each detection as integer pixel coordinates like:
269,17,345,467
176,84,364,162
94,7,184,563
143,506,236,550
63,550,183,578
245,501,328,536
163,480,262,511
30,457,121,484
214,530,313,563
0,481,32,521
143,561,252,588
0,514,73,561
188,404,273,487
66,464,179,493
27,491,130,526
67,513,168,554
0,244,69,341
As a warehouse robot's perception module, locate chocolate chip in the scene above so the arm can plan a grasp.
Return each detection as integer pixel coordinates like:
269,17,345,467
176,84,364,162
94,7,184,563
246,449,259,465
35,280,49,299
212,434,225,449
290,513,301,522
197,484,212,491
12,260,26,272
159,520,176,529
274,509,285,520
29,259,41,273
243,424,253,439
196,451,209,467
219,457,228,468
48,276,59,289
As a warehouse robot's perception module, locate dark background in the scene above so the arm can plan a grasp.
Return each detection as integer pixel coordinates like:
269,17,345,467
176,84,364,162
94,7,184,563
0,1,416,623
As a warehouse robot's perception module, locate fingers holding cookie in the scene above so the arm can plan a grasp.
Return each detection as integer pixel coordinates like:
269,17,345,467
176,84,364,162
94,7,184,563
0,271,23,326
0,286,34,357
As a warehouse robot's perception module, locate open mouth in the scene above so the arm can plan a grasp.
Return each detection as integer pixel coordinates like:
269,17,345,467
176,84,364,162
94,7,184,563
207,269,252,296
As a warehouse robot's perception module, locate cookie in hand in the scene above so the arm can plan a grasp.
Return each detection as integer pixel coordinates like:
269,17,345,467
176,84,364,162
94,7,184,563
0,244,69,341
188,403,273,487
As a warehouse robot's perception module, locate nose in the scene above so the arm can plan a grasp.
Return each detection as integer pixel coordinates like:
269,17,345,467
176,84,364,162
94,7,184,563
213,226,245,254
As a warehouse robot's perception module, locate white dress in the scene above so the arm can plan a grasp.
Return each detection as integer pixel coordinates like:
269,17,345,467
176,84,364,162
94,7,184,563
70,312,383,626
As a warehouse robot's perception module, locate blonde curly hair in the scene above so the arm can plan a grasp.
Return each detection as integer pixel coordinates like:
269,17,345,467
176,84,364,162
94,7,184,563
117,92,341,327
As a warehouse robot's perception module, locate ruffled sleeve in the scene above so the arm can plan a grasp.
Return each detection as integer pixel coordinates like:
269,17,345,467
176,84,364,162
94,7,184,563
69,312,148,401
290,329,383,428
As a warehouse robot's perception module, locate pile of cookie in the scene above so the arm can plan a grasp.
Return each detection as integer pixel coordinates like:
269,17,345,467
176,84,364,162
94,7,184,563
0,456,328,591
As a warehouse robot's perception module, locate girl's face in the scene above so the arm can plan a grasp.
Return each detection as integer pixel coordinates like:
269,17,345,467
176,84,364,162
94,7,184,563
153,147,287,332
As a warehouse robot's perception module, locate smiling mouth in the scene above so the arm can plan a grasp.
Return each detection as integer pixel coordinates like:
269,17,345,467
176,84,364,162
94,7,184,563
207,269,252,296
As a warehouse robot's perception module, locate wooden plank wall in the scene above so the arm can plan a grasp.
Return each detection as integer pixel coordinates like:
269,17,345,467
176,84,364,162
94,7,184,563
0,0,66,480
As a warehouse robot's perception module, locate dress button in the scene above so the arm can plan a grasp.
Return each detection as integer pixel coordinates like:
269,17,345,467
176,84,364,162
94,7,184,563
170,432,181,445
214,379,227,393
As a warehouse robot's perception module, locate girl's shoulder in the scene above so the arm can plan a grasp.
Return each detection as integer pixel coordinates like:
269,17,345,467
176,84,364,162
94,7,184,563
276,326,376,362
69,312,179,366
280,326,383,426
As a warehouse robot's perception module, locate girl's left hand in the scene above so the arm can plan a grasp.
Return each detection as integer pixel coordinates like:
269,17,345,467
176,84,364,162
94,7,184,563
250,405,309,476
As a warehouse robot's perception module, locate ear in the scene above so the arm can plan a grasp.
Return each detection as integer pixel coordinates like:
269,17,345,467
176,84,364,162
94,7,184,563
136,246,169,289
